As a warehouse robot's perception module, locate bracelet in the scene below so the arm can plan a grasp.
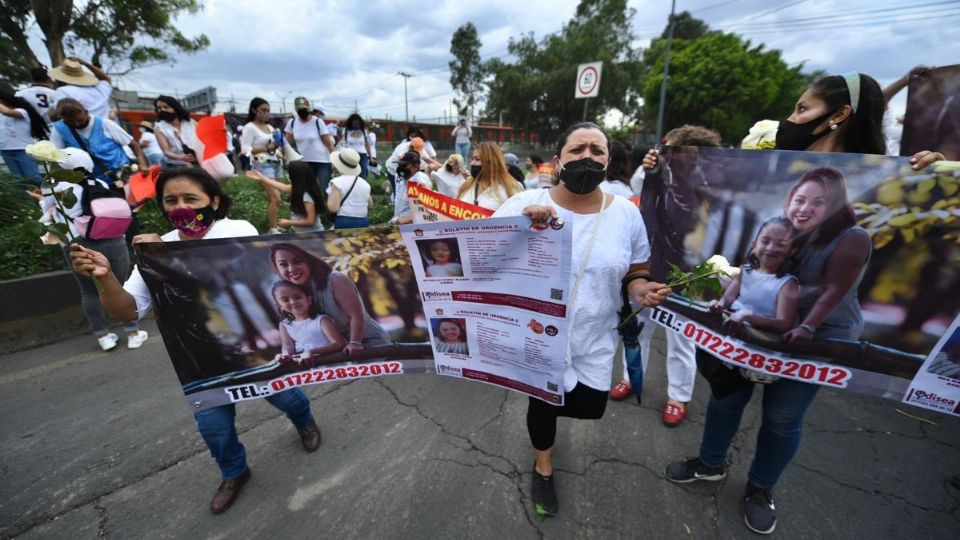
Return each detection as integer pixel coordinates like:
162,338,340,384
348,340,363,346
798,324,817,334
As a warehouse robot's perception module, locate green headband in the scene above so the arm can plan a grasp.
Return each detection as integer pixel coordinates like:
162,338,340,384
843,72,860,114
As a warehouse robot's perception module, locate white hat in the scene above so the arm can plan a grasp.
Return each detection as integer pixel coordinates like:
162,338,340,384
330,148,362,176
49,59,98,87
57,147,94,173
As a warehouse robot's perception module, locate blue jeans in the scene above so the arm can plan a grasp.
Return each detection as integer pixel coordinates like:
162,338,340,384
63,238,139,337
252,159,282,179
358,154,370,179
307,162,333,192
455,143,470,160
194,387,314,480
698,379,821,489
334,215,368,229
2,149,41,186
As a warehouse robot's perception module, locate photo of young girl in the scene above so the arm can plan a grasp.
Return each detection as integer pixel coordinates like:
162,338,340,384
272,280,347,368
708,217,801,382
431,318,469,355
417,238,464,278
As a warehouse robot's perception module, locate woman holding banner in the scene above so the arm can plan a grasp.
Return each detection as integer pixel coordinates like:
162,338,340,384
269,243,390,356
458,142,522,211
663,72,945,535
494,122,671,518
68,167,322,515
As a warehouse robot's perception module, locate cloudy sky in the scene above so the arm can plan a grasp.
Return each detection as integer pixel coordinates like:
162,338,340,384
26,0,960,124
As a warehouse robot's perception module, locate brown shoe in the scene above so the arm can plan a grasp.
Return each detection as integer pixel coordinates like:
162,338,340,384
210,467,251,514
298,421,321,452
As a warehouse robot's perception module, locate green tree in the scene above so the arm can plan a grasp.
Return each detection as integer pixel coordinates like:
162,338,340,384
448,22,484,119
484,0,644,141
641,13,808,143
0,0,209,88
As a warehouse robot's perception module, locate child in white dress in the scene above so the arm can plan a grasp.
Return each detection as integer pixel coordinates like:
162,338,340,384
273,280,346,367
424,239,463,277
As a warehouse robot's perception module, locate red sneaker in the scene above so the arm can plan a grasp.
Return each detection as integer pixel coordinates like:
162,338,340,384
610,381,632,401
662,402,687,427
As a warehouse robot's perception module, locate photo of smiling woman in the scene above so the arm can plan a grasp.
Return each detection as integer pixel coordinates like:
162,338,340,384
431,318,469,355
416,238,464,278
269,243,390,356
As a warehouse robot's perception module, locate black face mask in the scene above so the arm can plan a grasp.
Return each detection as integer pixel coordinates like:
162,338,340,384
558,157,606,194
445,164,453,172
470,165,482,178
297,109,310,120
156,110,178,122
775,110,834,151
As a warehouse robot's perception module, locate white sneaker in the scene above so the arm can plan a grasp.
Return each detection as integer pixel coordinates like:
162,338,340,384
97,333,119,351
267,227,284,234
127,330,149,349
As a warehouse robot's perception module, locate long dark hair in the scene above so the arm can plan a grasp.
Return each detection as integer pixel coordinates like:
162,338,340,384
782,167,856,246
269,243,333,291
247,97,269,123
346,113,366,133
605,141,632,184
154,95,191,122
271,280,318,322
436,318,466,343
810,74,886,155
744,217,798,277
155,166,232,219
0,90,49,140
287,160,324,219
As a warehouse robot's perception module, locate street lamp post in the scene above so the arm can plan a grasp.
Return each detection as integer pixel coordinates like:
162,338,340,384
398,72,412,122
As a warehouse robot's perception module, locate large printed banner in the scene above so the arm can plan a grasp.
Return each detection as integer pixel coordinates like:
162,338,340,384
645,146,960,416
901,64,960,160
137,219,571,411
407,183,493,223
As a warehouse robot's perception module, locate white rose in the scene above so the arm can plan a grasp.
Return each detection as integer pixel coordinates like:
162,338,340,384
706,254,740,276
740,120,779,150
25,141,66,163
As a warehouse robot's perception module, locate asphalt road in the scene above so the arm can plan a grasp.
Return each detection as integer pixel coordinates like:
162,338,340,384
1,320,958,539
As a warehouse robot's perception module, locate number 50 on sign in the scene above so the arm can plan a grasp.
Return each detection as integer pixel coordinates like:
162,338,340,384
575,61,603,99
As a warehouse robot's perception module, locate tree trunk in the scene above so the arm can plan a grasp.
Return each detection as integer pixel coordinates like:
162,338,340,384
32,0,73,66
0,2,43,69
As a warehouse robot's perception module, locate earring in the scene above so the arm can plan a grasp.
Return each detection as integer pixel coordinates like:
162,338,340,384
829,123,838,131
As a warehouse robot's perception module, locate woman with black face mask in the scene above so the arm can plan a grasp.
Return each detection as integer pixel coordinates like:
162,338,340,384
493,122,671,518
154,95,202,167
455,142,522,211
339,113,377,179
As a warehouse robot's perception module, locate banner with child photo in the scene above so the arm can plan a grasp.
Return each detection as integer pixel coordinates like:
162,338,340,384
642,146,960,416
136,219,571,411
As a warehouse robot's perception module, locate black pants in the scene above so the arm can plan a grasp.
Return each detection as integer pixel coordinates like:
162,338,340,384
527,383,608,451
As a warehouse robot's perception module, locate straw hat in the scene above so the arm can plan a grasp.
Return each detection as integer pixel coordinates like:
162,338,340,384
331,148,362,176
138,120,154,131
49,59,98,86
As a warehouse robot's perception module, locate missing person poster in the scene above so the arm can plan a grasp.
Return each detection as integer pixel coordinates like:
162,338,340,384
407,183,493,223
137,220,572,411
642,146,960,416
400,217,572,405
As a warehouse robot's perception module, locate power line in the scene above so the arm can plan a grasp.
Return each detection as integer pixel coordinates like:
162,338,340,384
728,1,960,30
724,0,810,29
693,0,745,13
734,11,960,34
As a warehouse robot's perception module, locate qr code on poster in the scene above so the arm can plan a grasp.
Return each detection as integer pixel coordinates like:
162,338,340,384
550,288,563,300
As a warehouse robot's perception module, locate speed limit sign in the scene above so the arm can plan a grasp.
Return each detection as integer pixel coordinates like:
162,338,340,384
575,61,603,99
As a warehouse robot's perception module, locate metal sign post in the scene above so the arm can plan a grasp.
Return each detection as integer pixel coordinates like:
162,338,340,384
575,61,603,122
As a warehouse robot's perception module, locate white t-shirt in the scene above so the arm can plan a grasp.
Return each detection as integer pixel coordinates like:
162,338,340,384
54,81,113,119
241,123,279,162
123,218,259,319
139,131,164,159
452,125,471,144
494,189,651,392
39,180,91,238
156,119,205,165
393,171,432,219
283,315,333,353
342,130,377,158
430,168,466,197
291,192,325,233
328,174,371,218
386,139,437,174
0,108,34,150
50,117,133,149
16,86,57,124
600,180,634,199
457,182,512,211
285,116,333,163
629,166,645,197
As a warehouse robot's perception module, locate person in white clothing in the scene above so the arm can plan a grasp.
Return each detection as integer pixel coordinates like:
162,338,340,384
599,141,634,199
137,121,166,166
69,167,322,515
153,96,204,166
241,97,285,232
272,280,346,367
16,67,57,125
340,113,377,178
457,142,522,211
326,148,372,229
430,154,467,197
392,150,432,224
285,96,336,191
50,99,149,180
247,160,326,233
49,57,113,120
0,89,48,186
452,118,472,160
493,122,670,518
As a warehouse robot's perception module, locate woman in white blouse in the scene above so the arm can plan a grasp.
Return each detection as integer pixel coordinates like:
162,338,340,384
340,113,377,179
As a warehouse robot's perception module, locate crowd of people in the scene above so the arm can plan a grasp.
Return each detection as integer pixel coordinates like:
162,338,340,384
2,56,950,533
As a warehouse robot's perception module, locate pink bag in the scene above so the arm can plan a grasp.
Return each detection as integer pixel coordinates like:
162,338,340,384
76,180,133,240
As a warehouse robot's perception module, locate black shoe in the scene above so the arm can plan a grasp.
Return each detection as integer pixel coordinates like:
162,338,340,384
531,465,559,517
298,421,322,453
665,457,727,483
743,484,777,535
